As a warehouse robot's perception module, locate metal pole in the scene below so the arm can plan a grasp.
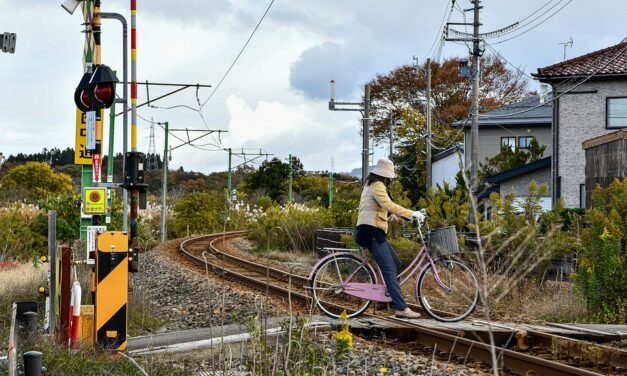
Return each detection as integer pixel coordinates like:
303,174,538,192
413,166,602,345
129,0,139,250
227,148,232,197
470,0,481,193
288,154,293,202
362,84,371,185
426,57,432,191
388,112,394,159
107,83,115,226
47,211,56,335
98,12,128,232
160,122,168,243
328,171,333,207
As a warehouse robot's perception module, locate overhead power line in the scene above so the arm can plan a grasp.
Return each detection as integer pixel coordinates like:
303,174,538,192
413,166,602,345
201,0,276,108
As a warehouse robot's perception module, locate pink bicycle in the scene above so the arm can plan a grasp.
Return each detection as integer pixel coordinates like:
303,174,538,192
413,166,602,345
309,220,479,322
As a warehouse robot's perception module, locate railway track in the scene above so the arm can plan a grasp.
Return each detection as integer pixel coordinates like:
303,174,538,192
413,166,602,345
179,231,626,376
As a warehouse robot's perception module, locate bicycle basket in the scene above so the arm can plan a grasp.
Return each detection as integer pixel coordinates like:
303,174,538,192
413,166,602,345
427,226,459,257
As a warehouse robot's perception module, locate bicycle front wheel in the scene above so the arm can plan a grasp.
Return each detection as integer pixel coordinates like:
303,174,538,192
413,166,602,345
417,259,479,322
311,254,375,319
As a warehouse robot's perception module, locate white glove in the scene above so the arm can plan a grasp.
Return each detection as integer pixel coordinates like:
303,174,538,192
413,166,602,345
412,209,426,223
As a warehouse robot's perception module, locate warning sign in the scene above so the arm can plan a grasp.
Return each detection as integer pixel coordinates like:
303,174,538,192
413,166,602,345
84,187,107,215
74,109,92,165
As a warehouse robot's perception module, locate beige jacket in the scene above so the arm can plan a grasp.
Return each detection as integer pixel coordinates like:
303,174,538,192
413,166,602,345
356,181,414,233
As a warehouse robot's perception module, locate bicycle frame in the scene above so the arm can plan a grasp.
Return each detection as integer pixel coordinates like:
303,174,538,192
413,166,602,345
309,223,453,303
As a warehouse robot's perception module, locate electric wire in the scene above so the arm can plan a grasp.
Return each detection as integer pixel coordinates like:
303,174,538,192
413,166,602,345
479,44,627,118
424,0,456,60
491,0,573,45
200,0,276,109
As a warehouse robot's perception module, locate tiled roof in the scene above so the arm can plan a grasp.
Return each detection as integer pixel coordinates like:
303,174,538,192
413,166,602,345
452,96,552,128
534,40,627,79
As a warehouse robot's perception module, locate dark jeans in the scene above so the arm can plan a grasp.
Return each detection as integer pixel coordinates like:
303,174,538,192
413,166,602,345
355,225,407,311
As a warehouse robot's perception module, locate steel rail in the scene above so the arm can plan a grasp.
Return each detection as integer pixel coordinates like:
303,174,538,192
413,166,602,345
179,232,622,376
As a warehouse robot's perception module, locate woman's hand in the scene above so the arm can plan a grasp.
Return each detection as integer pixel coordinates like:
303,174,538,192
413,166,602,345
412,209,427,224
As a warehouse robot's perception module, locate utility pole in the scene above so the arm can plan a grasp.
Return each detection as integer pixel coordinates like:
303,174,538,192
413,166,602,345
470,0,481,194
224,148,271,219
156,125,227,238
160,122,168,243
328,158,334,207
106,84,116,226
362,84,371,184
288,154,293,203
425,57,432,191
388,112,394,159
328,80,371,185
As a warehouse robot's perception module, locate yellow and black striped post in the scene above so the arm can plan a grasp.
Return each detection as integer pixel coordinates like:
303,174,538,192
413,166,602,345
94,231,128,351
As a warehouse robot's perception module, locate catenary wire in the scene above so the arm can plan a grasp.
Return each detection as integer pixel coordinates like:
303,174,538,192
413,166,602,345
200,0,276,109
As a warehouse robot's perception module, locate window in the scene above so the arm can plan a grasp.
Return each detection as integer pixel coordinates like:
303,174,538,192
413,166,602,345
607,97,627,128
518,136,535,149
501,137,516,149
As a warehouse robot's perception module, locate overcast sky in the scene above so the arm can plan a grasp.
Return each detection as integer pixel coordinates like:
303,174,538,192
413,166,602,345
1,0,625,174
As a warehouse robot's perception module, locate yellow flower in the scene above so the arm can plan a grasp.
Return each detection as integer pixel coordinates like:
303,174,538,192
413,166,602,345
339,310,348,322
600,227,612,241
380,368,388,374
335,326,353,349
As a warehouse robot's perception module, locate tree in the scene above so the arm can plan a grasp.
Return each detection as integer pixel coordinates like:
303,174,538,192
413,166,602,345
0,162,74,202
368,54,530,139
172,192,227,237
366,54,530,203
245,157,304,201
479,138,546,189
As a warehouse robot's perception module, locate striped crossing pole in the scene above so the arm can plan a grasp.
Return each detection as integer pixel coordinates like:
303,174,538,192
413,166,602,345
126,0,145,273
131,0,137,153
94,231,129,351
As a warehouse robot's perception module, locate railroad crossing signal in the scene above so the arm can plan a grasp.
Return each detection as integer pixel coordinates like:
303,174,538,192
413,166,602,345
74,64,119,112
1,32,17,54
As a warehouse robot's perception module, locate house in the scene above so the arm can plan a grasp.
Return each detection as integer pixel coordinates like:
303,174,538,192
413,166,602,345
451,96,553,204
533,38,627,208
452,96,553,170
431,144,463,189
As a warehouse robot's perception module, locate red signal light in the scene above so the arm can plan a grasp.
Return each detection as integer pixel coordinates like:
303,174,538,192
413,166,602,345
80,90,91,109
93,84,113,103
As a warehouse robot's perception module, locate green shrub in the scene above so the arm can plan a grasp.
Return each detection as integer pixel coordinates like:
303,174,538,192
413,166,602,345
574,179,627,323
172,191,227,237
0,209,36,261
247,203,335,252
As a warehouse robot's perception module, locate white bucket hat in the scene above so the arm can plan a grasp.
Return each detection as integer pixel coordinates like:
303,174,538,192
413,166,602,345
371,158,396,179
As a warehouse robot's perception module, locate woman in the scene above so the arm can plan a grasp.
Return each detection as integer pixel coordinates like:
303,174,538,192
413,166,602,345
355,158,425,319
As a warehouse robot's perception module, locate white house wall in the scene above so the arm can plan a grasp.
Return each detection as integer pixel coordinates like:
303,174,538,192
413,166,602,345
432,152,463,189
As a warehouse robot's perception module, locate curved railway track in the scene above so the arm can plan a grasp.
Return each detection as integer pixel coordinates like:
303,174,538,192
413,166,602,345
179,231,626,376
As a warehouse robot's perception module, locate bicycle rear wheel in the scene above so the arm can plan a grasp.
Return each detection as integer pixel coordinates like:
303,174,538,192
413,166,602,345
311,254,375,319
416,259,479,322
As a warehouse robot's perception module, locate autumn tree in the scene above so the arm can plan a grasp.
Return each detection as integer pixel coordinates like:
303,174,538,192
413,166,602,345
367,54,530,203
0,162,74,202
369,54,530,139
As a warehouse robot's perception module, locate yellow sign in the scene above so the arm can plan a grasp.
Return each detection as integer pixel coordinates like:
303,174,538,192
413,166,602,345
74,109,93,165
84,187,107,215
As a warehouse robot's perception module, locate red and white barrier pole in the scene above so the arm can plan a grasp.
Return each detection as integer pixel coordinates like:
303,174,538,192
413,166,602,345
70,281,82,348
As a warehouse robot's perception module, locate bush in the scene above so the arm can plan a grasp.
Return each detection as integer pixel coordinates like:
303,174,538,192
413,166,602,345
574,179,627,323
247,203,335,252
172,191,227,237
0,208,36,261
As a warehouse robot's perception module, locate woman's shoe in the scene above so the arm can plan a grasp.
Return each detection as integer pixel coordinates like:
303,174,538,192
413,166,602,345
395,308,421,319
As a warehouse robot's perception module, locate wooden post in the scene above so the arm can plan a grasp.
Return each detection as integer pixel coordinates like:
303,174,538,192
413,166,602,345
58,246,73,345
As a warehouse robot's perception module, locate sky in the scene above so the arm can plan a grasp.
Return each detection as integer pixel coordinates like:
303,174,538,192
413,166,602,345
0,0,626,174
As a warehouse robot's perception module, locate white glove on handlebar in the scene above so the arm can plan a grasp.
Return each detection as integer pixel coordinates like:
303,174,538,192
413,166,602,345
412,209,426,223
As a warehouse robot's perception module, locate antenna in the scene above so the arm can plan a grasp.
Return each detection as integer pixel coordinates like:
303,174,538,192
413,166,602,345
558,37,574,61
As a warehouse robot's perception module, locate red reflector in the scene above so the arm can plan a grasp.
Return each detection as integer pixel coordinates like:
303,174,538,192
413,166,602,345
94,84,113,102
80,90,91,108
